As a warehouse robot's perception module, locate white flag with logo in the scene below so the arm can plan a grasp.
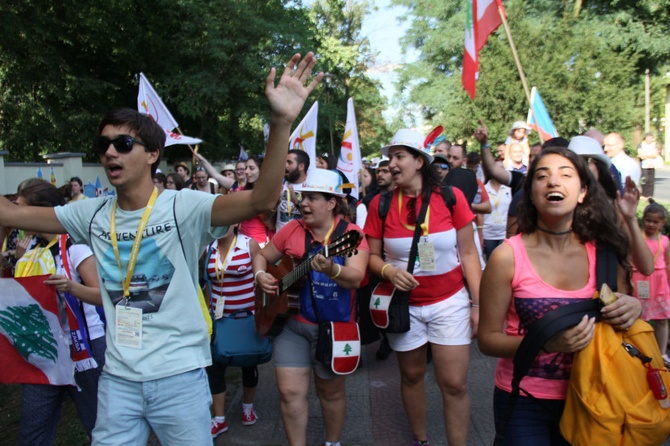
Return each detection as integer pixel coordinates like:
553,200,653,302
336,98,362,199
138,73,179,131
164,129,203,147
288,101,318,173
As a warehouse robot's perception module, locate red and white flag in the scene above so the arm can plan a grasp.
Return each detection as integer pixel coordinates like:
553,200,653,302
289,101,318,173
462,0,505,99
370,282,396,329
329,322,361,375
0,277,75,385
336,98,363,199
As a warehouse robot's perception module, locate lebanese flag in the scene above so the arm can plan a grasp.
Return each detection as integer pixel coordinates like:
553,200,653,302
0,277,75,385
336,98,363,199
370,282,396,329
329,322,361,375
462,0,505,99
289,101,318,173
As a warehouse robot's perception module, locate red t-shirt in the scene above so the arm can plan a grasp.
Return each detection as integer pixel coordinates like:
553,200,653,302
364,188,474,306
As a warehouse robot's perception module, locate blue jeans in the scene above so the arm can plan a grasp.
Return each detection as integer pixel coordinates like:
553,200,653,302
92,368,212,446
493,387,569,446
484,239,504,261
20,336,106,445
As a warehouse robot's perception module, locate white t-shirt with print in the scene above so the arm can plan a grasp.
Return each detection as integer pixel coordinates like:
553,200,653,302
55,189,226,381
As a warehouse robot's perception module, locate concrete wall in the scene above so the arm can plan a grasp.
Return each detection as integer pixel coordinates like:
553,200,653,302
0,151,174,196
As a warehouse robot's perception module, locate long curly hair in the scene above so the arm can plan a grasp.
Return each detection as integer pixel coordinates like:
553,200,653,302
404,150,442,225
517,147,632,291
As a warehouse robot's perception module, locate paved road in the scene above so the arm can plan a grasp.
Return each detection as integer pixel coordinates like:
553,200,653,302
216,341,496,446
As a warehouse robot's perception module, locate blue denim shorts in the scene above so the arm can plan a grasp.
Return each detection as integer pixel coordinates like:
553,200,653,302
92,368,212,446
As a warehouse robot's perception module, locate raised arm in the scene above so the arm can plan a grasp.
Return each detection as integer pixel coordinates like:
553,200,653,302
617,177,654,275
474,119,512,186
194,152,235,191
211,52,323,227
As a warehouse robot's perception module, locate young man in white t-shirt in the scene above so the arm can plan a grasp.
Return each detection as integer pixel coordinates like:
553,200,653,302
0,52,322,445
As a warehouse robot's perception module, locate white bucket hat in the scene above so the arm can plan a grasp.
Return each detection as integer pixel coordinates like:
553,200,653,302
568,135,611,167
380,129,434,164
293,168,347,197
510,121,531,134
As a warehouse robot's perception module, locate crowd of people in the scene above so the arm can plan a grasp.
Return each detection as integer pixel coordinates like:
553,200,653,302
1,51,669,446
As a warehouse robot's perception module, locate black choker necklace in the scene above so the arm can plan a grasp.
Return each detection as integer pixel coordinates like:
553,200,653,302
536,226,572,236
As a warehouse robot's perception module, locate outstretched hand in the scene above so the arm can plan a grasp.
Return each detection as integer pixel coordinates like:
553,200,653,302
474,118,489,145
616,176,641,221
265,52,323,125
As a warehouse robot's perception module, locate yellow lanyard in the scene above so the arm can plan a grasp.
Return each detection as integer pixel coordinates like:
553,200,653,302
110,187,158,299
18,236,58,277
214,234,237,283
398,190,429,236
489,185,503,209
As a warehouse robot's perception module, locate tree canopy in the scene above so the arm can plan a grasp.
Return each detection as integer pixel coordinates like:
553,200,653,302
394,0,670,149
0,0,388,164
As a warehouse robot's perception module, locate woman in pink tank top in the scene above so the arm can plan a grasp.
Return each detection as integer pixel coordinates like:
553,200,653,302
478,146,641,445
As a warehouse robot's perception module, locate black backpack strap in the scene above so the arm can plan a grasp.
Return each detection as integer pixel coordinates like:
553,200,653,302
596,241,618,292
440,184,456,216
377,191,393,260
304,218,349,259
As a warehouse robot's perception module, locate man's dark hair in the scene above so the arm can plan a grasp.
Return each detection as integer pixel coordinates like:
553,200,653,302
289,149,310,173
98,108,166,175
378,160,390,168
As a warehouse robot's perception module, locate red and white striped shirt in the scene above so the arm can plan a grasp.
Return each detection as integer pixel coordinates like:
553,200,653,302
206,234,255,315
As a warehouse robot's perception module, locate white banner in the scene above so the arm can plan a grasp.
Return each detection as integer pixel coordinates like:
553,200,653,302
138,73,179,131
289,101,318,173
336,98,362,199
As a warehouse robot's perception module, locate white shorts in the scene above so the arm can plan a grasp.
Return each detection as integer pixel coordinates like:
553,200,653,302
387,287,472,352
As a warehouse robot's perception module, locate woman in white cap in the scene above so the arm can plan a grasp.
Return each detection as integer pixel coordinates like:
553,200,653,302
363,129,482,446
253,168,369,446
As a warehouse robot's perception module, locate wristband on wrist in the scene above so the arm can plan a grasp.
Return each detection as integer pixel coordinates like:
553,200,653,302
254,270,266,284
481,142,491,149
329,263,342,280
380,263,392,280
471,304,480,307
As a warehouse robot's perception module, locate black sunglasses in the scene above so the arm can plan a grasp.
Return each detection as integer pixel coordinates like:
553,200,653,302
94,135,145,155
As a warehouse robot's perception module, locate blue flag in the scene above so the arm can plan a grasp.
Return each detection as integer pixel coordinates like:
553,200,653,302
527,87,558,141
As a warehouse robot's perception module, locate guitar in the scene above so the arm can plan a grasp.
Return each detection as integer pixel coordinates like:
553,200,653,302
255,230,362,338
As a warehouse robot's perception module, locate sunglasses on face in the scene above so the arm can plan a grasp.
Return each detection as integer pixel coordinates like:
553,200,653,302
94,135,145,155
433,163,449,170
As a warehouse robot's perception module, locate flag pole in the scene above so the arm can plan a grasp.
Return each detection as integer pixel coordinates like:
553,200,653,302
497,4,543,142
497,6,531,106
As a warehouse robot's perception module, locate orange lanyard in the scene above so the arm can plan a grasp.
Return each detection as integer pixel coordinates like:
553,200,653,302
398,190,429,236
110,187,158,299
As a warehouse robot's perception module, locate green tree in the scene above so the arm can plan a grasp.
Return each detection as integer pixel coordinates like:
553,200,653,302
393,0,670,146
0,0,315,163
306,0,391,159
